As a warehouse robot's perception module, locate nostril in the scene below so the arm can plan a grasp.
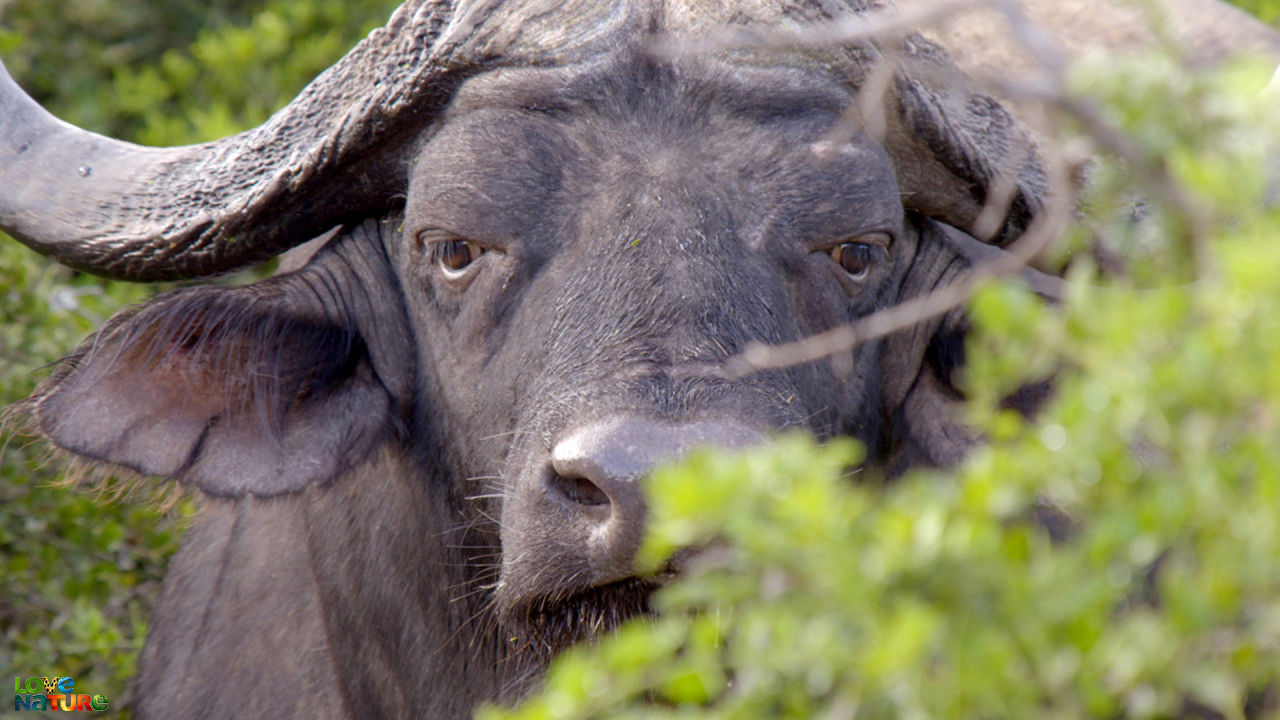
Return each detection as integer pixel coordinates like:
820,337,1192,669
547,471,610,507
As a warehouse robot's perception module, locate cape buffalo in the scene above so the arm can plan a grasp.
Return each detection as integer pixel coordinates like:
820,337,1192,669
2,1,1276,718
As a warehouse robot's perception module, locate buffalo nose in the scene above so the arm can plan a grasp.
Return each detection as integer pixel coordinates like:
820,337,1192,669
547,417,764,582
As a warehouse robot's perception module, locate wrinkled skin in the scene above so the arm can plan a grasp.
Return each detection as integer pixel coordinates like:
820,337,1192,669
32,45,980,720
406,52,903,625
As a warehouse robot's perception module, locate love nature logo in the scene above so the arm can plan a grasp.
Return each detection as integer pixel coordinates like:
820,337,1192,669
13,676,109,712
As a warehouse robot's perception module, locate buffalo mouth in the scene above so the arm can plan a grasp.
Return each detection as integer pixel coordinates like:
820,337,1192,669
504,576,662,656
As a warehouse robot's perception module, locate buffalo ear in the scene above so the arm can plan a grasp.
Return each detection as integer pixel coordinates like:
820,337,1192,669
27,220,411,498
890,35,1048,245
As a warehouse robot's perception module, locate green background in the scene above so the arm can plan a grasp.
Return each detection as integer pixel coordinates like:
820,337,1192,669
0,1,400,714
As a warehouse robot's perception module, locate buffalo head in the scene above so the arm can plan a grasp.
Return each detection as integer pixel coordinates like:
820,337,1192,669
2,0,1053,715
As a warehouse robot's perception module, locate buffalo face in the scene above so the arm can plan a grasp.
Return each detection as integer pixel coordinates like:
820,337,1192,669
399,51,930,650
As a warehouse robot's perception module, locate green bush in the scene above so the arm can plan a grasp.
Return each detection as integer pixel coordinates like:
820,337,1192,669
0,0,398,714
1,241,174,710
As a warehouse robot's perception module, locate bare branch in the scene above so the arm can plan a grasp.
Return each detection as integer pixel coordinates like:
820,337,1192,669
814,49,900,149
725,144,1076,378
969,136,1031,243
650,0,986,59
724,0,1085,379
717,0,1217,378
988,78,1215,279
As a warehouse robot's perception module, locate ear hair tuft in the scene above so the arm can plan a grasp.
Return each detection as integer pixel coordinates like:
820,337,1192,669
45,285,365,442
1,401,192,512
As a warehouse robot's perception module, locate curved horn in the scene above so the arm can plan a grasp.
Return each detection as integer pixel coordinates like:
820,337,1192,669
0,0,457,281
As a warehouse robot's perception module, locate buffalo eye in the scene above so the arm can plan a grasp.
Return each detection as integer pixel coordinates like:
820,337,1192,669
431,238,485,275
830,241,875,279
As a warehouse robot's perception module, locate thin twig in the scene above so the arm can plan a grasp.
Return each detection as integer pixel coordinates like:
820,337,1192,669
1032,88,1214,279
726,0,1228,377
650,0,986,58
724,0,1091,378
725,145,1075,378
816,43,901,149
981,0,1213,278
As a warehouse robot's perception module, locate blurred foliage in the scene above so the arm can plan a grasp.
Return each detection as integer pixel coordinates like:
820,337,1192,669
1,240,176,707
1232,0,1280,23
490,40,1280,720
0,0,398,715
0,0,400,142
